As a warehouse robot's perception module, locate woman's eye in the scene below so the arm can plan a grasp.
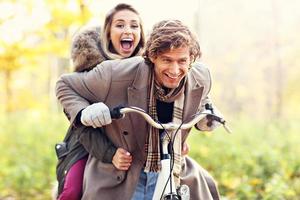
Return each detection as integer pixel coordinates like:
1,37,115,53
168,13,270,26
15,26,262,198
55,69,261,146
116,24,124,28
131,24,139,29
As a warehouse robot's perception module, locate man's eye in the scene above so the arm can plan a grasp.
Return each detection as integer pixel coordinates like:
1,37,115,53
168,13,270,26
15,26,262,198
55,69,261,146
179,60,187,64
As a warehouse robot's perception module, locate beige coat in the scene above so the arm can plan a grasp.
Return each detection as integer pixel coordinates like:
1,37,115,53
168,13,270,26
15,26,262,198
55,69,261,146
56,56,217,200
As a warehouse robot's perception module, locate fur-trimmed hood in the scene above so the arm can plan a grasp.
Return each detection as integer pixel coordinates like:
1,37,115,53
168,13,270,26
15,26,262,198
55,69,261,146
71,26,107,72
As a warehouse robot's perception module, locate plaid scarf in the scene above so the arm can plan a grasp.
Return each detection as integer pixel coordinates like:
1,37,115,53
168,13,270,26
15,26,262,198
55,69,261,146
144,70,185,186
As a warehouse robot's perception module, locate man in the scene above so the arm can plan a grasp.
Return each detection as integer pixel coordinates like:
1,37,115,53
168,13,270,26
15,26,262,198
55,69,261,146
56,19,222,200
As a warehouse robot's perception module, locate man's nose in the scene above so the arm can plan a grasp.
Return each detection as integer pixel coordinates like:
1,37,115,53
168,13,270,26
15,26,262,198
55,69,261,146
169,62,181,75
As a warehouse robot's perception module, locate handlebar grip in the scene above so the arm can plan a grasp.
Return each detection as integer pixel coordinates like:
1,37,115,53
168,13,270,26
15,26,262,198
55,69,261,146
110,106,124,119
206,114,225,125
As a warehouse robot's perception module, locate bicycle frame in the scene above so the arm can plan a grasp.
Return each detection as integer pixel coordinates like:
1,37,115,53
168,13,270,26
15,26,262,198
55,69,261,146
110,106,230,200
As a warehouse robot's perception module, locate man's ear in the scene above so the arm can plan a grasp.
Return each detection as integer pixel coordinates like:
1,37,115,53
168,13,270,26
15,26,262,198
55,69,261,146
190,55,195,63
149,56,155,63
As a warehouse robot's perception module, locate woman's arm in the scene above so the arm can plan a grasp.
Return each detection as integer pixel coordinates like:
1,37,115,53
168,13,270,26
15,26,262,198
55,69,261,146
55,64,111,124
76,125,117,162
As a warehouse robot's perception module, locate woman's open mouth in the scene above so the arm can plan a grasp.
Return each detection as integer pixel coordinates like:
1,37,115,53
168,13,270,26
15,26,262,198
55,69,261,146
120,38,133,52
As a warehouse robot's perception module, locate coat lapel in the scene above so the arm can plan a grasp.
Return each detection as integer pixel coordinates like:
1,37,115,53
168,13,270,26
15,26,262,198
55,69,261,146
127,63,150,153
183,73,204,125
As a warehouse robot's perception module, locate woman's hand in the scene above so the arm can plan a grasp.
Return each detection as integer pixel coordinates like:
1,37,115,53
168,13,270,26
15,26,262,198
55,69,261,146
112,148,132,171
182,142,190,156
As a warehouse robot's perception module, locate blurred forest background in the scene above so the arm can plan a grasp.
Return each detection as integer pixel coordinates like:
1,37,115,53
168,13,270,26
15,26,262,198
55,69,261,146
0,0,299,199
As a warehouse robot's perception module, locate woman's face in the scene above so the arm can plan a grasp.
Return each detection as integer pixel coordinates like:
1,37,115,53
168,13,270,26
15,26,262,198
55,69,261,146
110,9,141,58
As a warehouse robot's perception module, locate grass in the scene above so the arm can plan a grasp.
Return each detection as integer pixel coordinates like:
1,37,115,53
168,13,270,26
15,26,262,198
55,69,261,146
188,116,300,200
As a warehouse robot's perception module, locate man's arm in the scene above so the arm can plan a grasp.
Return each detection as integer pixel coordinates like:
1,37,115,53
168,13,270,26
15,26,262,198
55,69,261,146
191,63,224,131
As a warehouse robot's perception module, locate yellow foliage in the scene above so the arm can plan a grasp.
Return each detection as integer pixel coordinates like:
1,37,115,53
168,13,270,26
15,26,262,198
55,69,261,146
249,178,263,186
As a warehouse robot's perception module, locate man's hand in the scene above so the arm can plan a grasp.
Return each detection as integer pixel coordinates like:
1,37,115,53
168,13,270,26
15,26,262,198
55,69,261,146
80,102,112,128
197,104,223,131
112,148,132,171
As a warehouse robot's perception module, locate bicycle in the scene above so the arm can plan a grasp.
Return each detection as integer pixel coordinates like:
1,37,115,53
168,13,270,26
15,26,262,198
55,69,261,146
110,105,231,200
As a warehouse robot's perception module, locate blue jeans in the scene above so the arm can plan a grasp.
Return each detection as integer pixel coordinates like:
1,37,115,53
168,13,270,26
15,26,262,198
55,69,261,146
131,170,159,200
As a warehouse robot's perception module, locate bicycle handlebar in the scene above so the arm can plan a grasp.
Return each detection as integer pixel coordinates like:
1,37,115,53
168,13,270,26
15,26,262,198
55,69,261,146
110,106,232,133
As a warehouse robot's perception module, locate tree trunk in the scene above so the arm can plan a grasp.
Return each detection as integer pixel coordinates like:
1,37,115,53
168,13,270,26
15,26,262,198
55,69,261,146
4,69,12,113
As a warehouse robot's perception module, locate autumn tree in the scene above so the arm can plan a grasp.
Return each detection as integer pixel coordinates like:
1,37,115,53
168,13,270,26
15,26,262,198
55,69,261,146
0,0,92,113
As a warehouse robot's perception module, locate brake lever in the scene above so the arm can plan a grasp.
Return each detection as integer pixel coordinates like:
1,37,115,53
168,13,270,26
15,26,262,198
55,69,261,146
222,123,232,134
207,114,232,133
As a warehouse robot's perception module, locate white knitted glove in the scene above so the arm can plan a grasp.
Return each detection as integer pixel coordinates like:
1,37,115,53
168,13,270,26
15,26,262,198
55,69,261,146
80,102,112,128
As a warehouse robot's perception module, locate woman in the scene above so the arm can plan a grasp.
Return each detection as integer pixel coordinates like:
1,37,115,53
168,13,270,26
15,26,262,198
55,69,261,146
55,3,145,200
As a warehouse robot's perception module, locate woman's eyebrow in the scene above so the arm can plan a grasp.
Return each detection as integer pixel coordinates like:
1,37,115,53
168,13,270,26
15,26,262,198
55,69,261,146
113,19,139,23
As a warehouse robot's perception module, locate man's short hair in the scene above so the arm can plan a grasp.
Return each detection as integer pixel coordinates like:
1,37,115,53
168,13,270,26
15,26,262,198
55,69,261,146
143,20,201,64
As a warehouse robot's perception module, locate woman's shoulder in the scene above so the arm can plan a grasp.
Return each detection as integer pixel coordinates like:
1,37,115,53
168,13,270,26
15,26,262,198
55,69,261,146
71,26,107,72
95,56,148,81
102,56,146,72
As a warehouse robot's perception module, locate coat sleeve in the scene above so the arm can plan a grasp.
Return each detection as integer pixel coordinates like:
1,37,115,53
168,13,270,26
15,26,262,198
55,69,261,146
192,64,224,131
76,125,117,162
55,62,111,124
56,62,117,162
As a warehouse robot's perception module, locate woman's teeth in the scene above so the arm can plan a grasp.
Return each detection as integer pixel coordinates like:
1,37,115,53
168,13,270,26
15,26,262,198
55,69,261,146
121,39,133,49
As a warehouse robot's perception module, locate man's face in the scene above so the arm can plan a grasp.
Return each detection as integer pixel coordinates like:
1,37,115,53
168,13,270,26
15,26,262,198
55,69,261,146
150,46,191,89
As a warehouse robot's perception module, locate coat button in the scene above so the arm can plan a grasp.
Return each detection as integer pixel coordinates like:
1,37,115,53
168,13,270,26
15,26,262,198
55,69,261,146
123,131,129,135
117,175,122,181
